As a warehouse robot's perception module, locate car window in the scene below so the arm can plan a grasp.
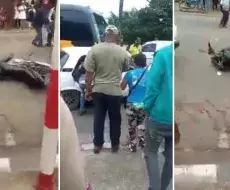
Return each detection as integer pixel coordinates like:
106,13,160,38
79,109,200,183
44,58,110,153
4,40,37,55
142,43,157,52
60,10,94,46
60,51,69,70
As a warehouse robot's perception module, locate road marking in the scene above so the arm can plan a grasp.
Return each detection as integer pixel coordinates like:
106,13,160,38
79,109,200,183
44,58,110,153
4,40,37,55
175,164,217,183
0,155,59,172
0,158,11,172
5,132,16,146
218,129,229,149
81,143,112,151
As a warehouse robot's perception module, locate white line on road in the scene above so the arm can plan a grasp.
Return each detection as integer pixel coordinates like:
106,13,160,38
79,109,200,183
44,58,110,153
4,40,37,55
5,132,16,147
0,155,59,172
218,129,229,149
0,158,11,172
81,143,112,151
175,164,217,183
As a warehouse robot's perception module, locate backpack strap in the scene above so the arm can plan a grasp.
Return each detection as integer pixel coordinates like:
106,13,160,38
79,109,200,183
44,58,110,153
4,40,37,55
128,62,152,96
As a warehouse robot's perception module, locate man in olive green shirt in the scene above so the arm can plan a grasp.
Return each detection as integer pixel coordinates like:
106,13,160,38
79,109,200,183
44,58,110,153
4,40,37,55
84,25,129,154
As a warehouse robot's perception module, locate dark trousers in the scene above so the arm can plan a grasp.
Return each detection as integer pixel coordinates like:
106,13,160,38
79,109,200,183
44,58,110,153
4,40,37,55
220,6,229,27
14,19,20,28
92,92,122,147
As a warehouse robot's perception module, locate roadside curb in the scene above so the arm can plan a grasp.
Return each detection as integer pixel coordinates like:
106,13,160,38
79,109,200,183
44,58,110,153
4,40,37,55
174,6,220,17
177,11,220,17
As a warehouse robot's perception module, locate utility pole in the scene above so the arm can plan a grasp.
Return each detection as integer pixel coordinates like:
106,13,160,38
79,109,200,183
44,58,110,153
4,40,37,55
118,0,124,46
118,0,124,31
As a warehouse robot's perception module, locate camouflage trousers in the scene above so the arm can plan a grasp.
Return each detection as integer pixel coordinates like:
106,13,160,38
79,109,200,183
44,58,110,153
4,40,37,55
126,103,145,152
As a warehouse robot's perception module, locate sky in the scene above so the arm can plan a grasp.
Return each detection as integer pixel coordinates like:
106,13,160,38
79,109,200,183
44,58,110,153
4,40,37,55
60,0,148,18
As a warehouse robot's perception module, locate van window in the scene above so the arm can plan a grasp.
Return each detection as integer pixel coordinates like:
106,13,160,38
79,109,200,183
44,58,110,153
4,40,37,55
60,10,94,46
93,13,107,36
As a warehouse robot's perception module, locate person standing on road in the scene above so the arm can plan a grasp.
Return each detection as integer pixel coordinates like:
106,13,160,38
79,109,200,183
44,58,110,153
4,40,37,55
128,37,142,57
18,1,27,29
219,0,230,28
143,44,173,190
14,4,20,29
26,4,36,30
32,5,45,46
121,53,147,152
84,25,130,154
47,6,55,46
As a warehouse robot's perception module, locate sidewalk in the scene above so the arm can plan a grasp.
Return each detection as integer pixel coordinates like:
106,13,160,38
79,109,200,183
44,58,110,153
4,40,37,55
84,150,173,190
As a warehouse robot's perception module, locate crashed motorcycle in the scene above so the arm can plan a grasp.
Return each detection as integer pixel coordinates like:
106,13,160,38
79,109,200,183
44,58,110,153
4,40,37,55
208,42,230,71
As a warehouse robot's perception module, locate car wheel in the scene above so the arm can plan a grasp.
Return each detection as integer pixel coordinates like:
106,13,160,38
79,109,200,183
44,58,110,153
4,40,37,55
61,90,80,111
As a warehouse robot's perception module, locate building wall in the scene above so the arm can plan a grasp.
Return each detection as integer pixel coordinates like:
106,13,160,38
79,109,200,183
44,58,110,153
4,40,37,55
0,0,14,28
0,0,56,28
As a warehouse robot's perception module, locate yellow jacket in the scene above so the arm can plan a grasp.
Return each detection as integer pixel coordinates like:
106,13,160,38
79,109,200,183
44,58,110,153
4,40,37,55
129,44,141,56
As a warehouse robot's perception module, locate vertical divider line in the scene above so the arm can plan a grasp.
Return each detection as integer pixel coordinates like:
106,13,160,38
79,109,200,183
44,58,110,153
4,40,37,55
172,0,175,189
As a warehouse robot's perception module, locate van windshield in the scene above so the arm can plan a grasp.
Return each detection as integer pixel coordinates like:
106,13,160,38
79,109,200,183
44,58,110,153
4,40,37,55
93,13,107,37
60,10,95,46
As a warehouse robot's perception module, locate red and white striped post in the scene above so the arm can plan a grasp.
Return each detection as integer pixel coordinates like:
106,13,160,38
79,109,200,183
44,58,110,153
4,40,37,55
35,1,59,190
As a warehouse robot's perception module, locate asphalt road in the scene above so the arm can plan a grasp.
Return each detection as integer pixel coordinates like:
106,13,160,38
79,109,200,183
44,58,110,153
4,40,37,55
0,31,53,189
175,11,230,188
73,107,172,190
0,30,52,63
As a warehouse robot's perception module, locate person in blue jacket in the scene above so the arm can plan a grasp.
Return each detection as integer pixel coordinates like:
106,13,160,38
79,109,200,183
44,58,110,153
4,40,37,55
143,44,173,190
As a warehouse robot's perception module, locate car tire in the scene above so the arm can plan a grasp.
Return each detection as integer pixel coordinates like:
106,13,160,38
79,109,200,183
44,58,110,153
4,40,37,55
61,90,80,111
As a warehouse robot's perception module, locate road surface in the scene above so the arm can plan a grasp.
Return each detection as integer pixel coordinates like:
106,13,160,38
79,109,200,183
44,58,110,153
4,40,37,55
175,11,230,189
0,30,54,189
0,30,52,63
73,107,172,190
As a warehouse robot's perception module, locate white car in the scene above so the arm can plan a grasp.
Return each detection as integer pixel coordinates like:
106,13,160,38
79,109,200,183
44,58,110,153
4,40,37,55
141,40,173,66
60,47,130,110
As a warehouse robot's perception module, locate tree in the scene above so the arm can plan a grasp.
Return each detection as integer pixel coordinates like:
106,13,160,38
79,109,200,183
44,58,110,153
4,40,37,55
108,0,172,44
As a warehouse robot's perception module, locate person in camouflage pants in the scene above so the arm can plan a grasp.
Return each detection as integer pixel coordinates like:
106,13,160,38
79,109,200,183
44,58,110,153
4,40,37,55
121,53,147,152
126,103,145,152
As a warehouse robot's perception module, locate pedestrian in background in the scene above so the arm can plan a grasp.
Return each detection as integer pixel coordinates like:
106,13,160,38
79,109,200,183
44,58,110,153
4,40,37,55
14,4,20,28
144,44,173,190
47,6,55,46
128,37,142,57
26,4,36,30
32,5,44,46
219,0,230,28
121,53,147,152
40,4,53,46
18,1,27,29
0,6,6,29
84,25,130,154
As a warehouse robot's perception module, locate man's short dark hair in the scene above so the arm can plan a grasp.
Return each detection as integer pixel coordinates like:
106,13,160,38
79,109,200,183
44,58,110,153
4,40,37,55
133,53,146,68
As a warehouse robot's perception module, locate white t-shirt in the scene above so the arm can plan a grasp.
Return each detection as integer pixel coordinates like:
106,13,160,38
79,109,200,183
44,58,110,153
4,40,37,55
220,0,230,10
18,5,27,20
14,7,19,19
